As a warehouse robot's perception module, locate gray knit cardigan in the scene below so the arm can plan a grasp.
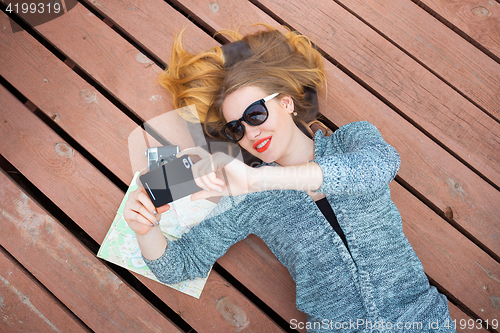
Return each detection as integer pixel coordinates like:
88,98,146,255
143,121,454,333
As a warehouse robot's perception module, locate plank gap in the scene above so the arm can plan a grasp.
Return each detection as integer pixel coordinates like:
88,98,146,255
164,0,230,44
248,0,500,193
327,0,500,125
411,0,500,67
0,3,175,148
77,0,166,70
0,2,67,66
396,175,500,266
426,274,498,333
64,63,174,147
0,74,27,104
1,74,129,194
0,153,196,333
0,243,95,332
213,262,299,333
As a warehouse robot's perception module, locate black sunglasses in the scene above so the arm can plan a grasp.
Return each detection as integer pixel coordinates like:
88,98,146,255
221,93,279,143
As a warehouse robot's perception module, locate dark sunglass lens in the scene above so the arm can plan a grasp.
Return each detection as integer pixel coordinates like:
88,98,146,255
223,121,244,141
245,104,268,125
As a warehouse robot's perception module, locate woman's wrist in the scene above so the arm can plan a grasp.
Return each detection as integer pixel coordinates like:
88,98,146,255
136,225,168,260
255,163,323,192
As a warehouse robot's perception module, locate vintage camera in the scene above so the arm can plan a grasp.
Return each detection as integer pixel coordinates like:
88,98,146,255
145,146,179,171
140,152,201,207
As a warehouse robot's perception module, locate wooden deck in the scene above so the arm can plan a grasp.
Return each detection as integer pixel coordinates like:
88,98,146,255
0,0,499,332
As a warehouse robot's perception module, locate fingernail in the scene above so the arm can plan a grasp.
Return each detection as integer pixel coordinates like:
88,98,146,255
203,187,209,191
150,223,155,227
155,220,160,226
216,188,222,193
153,211,157,215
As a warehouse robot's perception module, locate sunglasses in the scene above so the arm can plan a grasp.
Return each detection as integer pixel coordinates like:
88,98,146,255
221,93,280,143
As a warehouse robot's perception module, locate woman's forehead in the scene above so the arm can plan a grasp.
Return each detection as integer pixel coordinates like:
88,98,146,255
222,86,268,119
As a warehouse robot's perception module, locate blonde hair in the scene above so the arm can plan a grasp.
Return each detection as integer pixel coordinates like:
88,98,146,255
157,24,326,139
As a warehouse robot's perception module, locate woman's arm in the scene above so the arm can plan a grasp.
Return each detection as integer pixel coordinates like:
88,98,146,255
255,161,323,192
123,187,170,260
256,121,400,196
124,180,256,284
141,194,255,284
136,226,168,260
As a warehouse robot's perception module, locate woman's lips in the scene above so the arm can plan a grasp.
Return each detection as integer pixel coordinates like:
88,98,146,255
255,137,271,153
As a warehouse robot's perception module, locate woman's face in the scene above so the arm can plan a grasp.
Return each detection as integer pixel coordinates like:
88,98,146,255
222,86,296,164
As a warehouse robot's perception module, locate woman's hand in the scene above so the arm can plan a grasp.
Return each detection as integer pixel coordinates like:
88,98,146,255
177,147,258,201
123,187,171,235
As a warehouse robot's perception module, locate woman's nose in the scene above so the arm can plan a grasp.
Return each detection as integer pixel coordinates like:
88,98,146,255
242,122,260,140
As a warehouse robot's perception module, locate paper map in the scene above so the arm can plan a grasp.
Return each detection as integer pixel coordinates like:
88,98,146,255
97,171,217,299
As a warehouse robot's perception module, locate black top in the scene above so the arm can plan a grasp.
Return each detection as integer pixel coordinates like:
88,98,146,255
315,197,350,254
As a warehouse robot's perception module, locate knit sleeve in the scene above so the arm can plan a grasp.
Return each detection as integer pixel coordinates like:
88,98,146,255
312,121,400,196
142,194,253,284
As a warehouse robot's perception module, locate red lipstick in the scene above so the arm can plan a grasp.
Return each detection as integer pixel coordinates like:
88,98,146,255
254,136,272,153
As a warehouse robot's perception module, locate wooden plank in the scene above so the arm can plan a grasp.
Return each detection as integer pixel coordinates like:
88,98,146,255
0,247,90,333
448,303,490,333
79,0,214,58
332,0,500,117
390,182,500,323
172,0,500,280
0,84,284,332
0,1,306,328
0,10,196,185
35,0,500,324
1,0,498,326
0,0,218,125
0,169,181,332
219,234,307,329
26,0,500,324
417,0,500,60
93,0,500,322
195,0,500,188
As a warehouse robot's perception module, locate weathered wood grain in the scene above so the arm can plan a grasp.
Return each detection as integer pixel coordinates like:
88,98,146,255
447,303,489,333
219,0,500,188
332,0,500,117
13,0,218,125
171,0,500,310
0,2,306,328
0,246,90,333
1,0,498,326
0,10,196,185
80,0,215,58
266,0,500,179
0,171,181,333
417,0,500,60
0,84,284,332
391,182,500,322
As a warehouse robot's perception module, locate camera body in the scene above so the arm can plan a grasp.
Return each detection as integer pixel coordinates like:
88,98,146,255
141,146,202,207
145,146,179,171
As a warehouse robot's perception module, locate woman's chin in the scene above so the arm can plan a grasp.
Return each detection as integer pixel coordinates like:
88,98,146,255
260,155,276,164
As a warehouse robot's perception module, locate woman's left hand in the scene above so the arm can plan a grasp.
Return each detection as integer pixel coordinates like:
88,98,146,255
176,147,258,201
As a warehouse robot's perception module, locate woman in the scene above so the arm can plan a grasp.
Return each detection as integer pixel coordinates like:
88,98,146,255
124,25,454,332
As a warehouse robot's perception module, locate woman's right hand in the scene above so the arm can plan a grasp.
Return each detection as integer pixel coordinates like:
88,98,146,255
123,187,171,236
176,147,259,201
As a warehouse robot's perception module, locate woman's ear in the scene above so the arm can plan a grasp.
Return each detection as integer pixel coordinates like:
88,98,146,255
280,95,295,114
